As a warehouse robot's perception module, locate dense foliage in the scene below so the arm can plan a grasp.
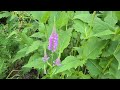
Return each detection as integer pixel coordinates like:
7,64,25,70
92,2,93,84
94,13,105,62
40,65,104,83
1,11,120,79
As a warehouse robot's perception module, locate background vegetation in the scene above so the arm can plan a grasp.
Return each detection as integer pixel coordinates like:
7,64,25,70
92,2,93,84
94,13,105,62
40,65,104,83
0,11,120,79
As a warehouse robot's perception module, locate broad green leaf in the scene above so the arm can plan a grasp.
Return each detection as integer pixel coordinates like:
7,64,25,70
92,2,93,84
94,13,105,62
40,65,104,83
23,58,46,69
26,41,42,55
38,22,45,33
113,44,120,70
76,37,107,60
104,11,118,27
102,41,119,57
108,58,120,79
58,28,72,53
114,11,120,20
73,19,90,39
73,12,92,24
28,53,40,63
54,56,85,74
72,31,78,39
19,33,33,46
86,59,102,77
93,18,111,33
75,11,90,14
99,58,108,68
92,30,115,37
0,11,10,19
73,13,114,39
40,11,51,23
67,11,75,19
30,11,42,21
48,11,59,25
12,47,28,63
56,11,69,29
30,32,44,38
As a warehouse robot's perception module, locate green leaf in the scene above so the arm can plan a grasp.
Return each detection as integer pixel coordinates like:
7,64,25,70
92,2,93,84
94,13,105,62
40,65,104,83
19,33,33,46
30,11,42,21
73,12,92,24
114,11,120,20
113,44,120,70
0,11,10,19
40,11,51,23
56,11,69,29
76,37,107,60
73,13,114,39
23,58,46,69
107,58,120,79
30,32,44,38
92,30,115,37
58,28,72,53
12,47,28,63
104,11,118,27
67,11,75,19
26,41,42,55
28,53,40,63
38,22,45,33
73,19,90,39
102,41,119,57
86,59,102,77
54,56,85,74
99,58,108,68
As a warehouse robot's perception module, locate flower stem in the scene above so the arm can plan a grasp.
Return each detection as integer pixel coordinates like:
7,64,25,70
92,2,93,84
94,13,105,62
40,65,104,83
47,61,52,68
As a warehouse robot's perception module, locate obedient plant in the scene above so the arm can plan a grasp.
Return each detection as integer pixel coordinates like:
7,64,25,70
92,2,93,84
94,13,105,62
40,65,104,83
53,58,61,66
42,51,49,62
2,11,120,79
48,25,58,52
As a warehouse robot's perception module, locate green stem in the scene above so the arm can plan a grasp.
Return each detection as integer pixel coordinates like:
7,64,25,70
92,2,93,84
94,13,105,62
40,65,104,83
47,61,52,68
87,11,96,37
58,53,61,58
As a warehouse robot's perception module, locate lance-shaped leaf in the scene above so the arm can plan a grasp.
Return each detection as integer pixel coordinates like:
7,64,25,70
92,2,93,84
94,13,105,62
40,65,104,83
86,59,102,77
113,44,120,70
12,47,28,63
73,20,90,39
102,41,119,57
73,12,115,39
58,28,72,54
23,58,47,70
75,37,107,60
108,58,120,79
53,56,85,74
26,40,42,55
30,32,44,39
56,11,69,29
104,11,118,27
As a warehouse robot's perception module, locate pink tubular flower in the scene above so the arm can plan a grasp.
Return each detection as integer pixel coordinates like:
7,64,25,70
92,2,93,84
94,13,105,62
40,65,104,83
48,26,58,52
42,53,49,62
53,58,61,66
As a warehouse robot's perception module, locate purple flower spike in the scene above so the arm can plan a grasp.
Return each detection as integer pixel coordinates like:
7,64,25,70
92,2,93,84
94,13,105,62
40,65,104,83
53,58,61,66
42,53,49,62
48,26,58,52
